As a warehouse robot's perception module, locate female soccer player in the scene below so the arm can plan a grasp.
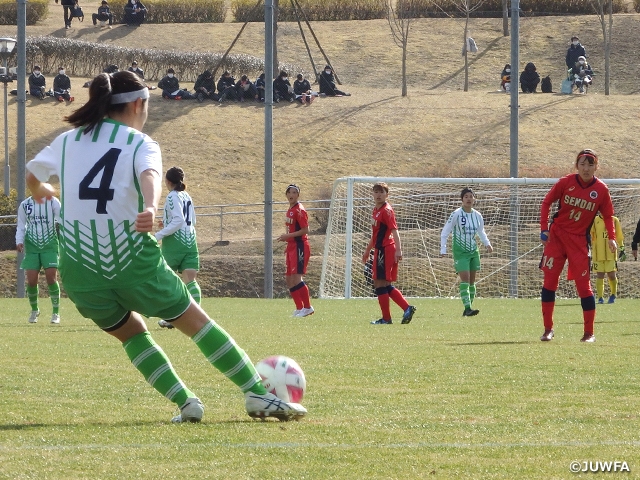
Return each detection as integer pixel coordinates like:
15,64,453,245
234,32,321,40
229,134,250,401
15,195,62,324
24,70,305,423
539,149,617,343
277,184,314,317
362,182,416,325
440,187,493,317
155,167,201,329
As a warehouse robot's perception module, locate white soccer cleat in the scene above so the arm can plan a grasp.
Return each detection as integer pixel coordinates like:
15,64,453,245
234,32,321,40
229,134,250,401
292,309,302,317
296,306,314,317
50,313,60,324
28,311,40,323
158,319,175,329
245,391,307,421
171,397,204,423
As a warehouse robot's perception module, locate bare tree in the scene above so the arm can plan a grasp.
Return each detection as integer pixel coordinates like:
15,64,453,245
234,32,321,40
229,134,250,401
456,0,485,92
386,0,417,97
590,0,613,95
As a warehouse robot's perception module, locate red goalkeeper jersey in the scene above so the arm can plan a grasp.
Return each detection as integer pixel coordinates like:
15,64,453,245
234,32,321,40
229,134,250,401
540,174,615,238
371,202,397,249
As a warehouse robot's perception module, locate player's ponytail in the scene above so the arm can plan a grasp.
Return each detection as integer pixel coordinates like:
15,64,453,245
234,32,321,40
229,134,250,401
65,71,147,134
166,166,186,191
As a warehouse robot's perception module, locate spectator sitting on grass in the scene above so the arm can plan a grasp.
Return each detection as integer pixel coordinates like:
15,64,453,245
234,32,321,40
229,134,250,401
217,71,238,103
273,70,295,103
28,65,46,100
123,0,147,26
520,62,540,93
236,75,258,102
293,73,315,104
53,66,74,102
255,73,266,102
318,65,350,97
92,0,113,28
158,68,193,100
194,70,218,102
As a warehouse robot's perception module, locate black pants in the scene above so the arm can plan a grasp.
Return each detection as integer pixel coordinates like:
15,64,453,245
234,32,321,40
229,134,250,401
63,5,73,27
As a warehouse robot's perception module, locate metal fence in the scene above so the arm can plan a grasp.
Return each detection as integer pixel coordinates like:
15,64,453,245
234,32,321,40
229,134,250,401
0,200,330,252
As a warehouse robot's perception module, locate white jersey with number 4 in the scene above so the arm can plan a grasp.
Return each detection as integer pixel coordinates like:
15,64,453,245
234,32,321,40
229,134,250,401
26,119,163,292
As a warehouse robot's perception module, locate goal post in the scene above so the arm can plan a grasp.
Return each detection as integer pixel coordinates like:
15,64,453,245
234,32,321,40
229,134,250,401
319,177,640,299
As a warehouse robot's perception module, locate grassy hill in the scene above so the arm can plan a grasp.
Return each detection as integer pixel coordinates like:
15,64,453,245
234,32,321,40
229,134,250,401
0,2,639,297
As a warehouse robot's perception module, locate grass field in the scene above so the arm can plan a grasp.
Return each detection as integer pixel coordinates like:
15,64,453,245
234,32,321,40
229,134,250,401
1,297,639,479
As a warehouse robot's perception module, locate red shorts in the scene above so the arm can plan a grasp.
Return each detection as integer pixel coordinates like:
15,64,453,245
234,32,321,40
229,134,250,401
540,226,592,296
285,240,310,275
373,244,398,282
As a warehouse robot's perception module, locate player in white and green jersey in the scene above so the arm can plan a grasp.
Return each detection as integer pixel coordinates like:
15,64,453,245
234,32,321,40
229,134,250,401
440,187,493,316
15,196,61,324
25,71,305,423
155,166,201,313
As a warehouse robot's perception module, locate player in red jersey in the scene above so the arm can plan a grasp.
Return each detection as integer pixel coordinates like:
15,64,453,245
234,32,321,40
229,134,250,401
278,184,314,317
539,149,617,343
362,182,416,325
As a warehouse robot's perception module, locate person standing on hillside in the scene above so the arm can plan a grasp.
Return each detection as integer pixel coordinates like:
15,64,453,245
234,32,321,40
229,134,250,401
539,149,616,343
590,213,624,304
16,196,62,324
54,0,76,29
566,36,587,70
156,167,202,328
24,70,306,423
363,182,416,325
440,187,493,317
278,184,314,317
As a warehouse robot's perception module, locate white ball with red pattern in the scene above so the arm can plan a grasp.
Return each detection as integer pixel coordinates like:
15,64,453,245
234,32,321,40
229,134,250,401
255,355,306,403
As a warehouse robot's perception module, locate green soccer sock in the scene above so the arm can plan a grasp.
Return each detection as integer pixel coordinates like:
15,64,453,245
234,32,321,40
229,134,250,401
123,332,195,407
27,285,38,311
460,282,471,308
48,282,60,314
187,280,202,305
469,284,476,305
192,321,266,395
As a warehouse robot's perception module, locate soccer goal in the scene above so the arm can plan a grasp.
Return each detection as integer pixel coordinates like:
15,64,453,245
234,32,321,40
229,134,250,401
319,177,640,299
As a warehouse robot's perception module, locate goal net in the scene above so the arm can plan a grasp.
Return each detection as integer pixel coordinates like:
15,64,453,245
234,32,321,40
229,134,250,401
319,177,640,299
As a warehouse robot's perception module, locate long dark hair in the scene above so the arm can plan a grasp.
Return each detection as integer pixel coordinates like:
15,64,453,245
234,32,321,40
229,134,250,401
65,71,146,134
166,166,186,191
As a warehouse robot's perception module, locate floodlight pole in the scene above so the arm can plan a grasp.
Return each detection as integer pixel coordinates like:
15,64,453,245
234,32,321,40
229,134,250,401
508,0,520,298
264,0,274,299
16,0,27,298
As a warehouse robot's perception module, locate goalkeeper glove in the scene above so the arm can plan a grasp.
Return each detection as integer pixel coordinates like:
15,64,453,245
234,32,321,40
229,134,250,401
618,246,626,262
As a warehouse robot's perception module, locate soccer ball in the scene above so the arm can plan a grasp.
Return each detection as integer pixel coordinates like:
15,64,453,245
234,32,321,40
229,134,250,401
255,355,306,403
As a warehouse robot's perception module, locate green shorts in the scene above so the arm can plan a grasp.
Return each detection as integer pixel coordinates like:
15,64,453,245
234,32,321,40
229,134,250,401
162,249,200,273
453,249,481,274
21,251,59,271
65,260,191,330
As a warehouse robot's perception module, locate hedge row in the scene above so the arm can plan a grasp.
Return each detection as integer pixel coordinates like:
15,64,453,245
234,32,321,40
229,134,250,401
107,0,227,24
0,0,631,25
396,0,628,18
0,0,48,26
232,0,387,22
13,36,301,83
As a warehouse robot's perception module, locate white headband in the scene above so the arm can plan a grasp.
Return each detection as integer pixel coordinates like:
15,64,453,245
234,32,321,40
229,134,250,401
110,87,149,104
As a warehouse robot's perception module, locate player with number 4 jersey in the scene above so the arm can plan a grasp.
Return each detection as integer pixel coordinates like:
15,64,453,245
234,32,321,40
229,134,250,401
539,149,616,343
25,70,306,424
155,167,201,320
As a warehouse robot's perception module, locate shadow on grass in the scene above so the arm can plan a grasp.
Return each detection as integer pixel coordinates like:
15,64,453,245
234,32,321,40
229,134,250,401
447,340,531,346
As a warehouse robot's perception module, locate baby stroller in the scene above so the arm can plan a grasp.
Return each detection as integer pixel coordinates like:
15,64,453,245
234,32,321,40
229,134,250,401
572,70,592,94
